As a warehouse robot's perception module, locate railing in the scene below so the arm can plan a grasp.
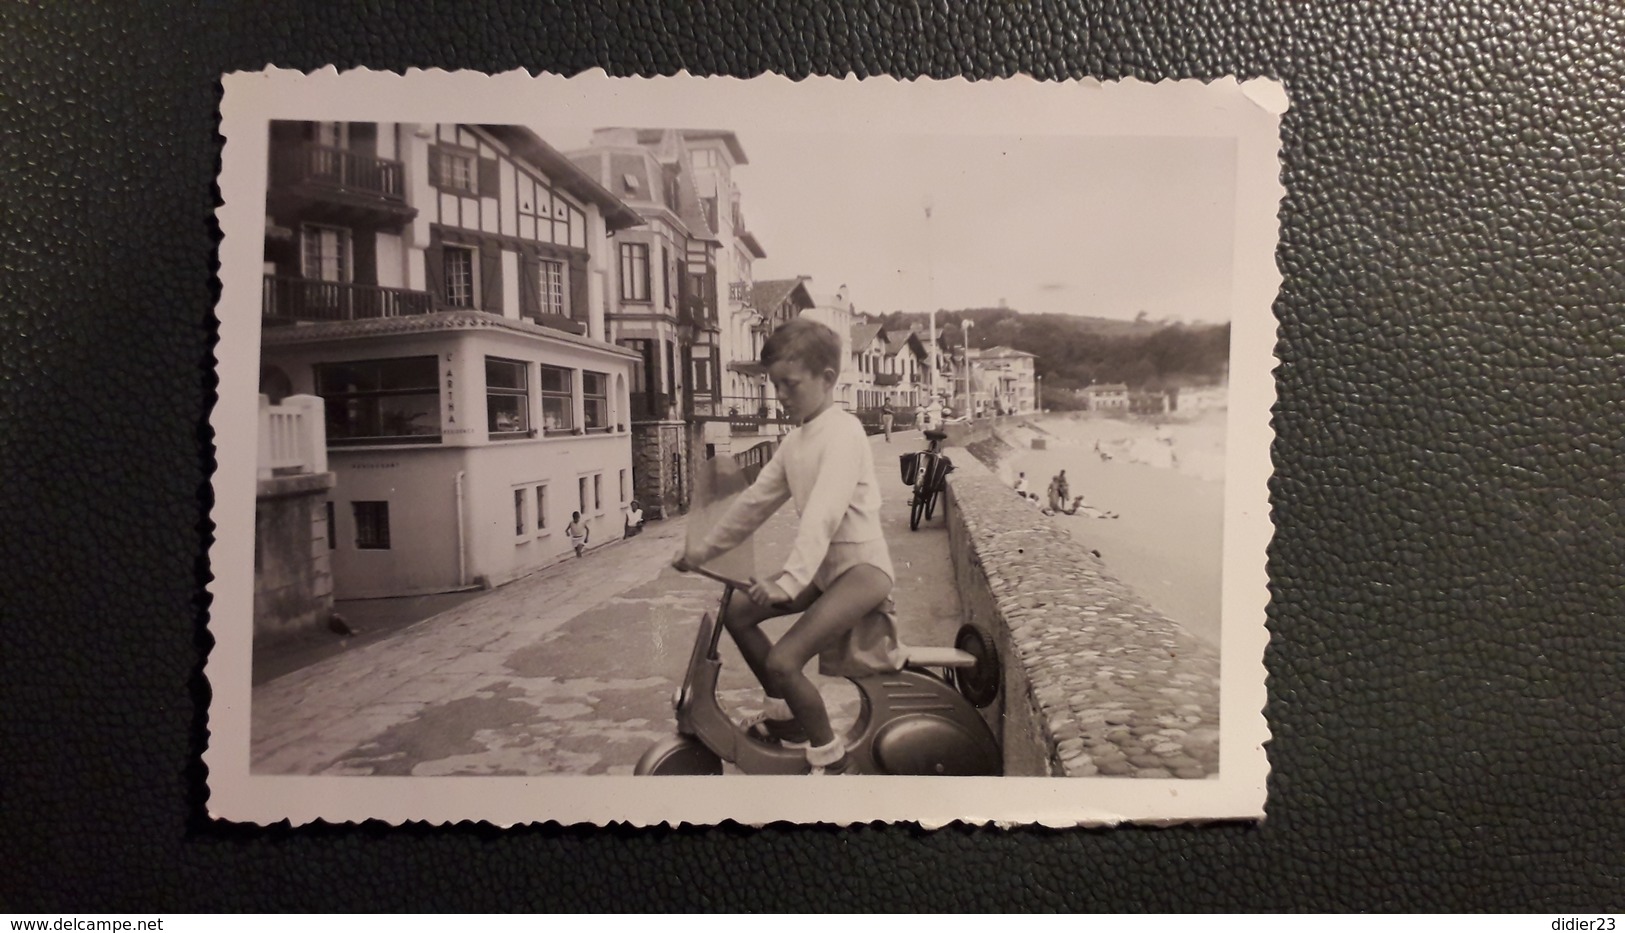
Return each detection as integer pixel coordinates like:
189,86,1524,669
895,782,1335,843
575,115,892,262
733,440,778,484
259,394,327,480
275,143,407,201
689,395,789,423
728,281,751,303
873,373,903,387
263,275,434,322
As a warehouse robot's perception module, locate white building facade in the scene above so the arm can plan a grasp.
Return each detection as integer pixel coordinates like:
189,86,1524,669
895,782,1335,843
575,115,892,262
259,121,644,598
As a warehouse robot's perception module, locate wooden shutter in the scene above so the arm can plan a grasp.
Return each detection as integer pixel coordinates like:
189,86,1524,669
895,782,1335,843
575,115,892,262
480,241,502,313
425,234,445,308
568,255,588,322
352,231,377,286
479,157,498,198
349,122,377,156
427,145,442,188
518,252,540,319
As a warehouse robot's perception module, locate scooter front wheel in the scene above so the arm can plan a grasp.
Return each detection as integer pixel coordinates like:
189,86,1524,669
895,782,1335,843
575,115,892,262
635,736,724,775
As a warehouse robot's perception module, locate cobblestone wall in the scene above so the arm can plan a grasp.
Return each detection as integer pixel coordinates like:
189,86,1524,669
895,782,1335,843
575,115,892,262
943,442,1221,779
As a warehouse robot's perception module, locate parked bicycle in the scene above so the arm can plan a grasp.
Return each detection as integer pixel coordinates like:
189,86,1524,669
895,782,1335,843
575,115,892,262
899,429,954,531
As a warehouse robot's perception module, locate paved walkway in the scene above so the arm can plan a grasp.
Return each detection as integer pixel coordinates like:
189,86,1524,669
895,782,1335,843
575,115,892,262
250,428,959,776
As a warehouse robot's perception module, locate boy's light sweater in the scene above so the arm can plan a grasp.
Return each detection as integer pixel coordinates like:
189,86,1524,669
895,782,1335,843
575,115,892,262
692,405,884,595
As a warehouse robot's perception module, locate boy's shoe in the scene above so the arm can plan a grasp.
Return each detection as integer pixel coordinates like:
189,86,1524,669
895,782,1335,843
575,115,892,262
738,711,810,746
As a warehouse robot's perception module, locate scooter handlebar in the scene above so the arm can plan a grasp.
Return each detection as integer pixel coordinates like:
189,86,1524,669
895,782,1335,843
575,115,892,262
688,565,795,612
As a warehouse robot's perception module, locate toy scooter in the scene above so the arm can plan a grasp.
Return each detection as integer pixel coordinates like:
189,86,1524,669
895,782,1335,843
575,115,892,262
635,564,1003,776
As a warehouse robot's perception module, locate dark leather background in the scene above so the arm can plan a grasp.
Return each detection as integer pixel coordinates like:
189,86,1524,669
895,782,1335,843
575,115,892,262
2,0,1622,913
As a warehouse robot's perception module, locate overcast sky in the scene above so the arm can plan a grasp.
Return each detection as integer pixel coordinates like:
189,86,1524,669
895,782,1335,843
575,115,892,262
543,128,1237,324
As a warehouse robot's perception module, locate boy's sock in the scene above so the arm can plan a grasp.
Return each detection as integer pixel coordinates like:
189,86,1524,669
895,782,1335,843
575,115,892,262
806,737,848,774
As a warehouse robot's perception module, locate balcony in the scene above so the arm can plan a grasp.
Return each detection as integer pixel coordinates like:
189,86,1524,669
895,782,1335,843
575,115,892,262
263,275,434,323
268,143,417,227
728,281,751,303
873,373,902,387
258,394,327,480
689,395,791,427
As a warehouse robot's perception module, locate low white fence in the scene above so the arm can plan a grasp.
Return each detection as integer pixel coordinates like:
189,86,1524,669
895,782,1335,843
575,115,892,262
258,394,328,480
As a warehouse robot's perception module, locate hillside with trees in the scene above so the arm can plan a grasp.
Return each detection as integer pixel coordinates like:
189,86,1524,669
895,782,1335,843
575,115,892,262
883,308,1230,409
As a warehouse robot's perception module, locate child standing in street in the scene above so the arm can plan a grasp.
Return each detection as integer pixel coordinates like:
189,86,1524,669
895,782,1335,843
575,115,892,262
566,511,589,557
674,318,892,775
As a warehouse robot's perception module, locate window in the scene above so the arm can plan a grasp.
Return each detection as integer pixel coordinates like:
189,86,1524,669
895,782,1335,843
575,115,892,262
439,149,477,194
692,148,718,169
444,245,476,308
325,501,336,550
540,365,574,435
593,474,602,513
620,242,650,302
583,371,609,432
620,469,628,503
578,476,590,516
486,357,529,437
538,259,566,317
353,501,390,549
313,122,347,149
690,354,713,395
316,357,441,444
535,484,548,532
301,224,351,282
514,488,527,537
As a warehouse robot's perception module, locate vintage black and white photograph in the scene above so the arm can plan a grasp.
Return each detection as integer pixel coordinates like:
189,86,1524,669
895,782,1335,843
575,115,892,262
208,69,1280,826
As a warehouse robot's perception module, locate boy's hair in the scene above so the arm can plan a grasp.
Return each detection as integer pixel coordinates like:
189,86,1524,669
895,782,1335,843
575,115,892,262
761,317,842,376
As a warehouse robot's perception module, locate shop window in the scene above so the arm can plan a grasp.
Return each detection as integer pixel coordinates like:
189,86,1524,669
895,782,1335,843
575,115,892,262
316,356,441,445
486,357,529,437
540,365,574,435
353,501,390,550
583,371,610,433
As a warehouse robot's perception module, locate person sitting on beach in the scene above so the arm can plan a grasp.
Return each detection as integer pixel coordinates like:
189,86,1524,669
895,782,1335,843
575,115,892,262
1013,472,1029,498
672,318,891,776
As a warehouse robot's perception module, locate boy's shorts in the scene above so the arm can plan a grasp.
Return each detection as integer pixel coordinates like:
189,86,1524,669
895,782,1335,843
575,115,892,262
811,538,895,592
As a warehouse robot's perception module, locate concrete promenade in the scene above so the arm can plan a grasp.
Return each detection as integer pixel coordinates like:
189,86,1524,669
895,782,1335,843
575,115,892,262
249,428,960,776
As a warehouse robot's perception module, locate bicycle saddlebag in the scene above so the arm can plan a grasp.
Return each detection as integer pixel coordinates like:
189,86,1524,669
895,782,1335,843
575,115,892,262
899,451,921,485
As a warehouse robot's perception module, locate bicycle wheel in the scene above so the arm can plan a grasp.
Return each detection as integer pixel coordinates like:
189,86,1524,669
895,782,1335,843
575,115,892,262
909,486,926,531
925,486,941,520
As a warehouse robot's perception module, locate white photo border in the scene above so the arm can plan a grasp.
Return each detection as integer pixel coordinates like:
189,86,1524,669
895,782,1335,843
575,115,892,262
208,68,1281,827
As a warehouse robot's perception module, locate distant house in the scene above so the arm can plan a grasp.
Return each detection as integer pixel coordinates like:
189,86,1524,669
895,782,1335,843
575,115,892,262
970,345,1038,414
1085,383,1130,411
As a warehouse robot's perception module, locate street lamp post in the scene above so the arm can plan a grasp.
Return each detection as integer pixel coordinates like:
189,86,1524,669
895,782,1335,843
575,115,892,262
962,320,974,420
1036,373,1043,415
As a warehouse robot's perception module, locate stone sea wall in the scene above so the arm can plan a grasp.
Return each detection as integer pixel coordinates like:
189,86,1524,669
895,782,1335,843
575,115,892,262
942,429,1221,779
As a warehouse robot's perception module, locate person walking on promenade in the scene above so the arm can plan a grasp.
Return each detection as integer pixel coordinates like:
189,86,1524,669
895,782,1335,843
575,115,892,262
566,511,590,557
880,401,895,442
1056,469,1071,506
673,318,893,776
1046,473,1062,512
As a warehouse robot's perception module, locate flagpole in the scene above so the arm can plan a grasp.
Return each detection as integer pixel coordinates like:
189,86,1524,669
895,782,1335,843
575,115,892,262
924,197,936,401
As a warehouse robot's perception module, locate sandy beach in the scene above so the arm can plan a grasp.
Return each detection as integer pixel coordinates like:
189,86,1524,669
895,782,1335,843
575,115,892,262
994,409,1226,647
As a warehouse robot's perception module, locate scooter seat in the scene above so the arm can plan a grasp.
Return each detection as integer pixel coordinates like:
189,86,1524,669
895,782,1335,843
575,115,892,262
902,646,978,669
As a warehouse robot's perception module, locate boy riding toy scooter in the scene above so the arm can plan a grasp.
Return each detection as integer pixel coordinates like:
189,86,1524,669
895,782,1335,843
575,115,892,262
638,319,1000,776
